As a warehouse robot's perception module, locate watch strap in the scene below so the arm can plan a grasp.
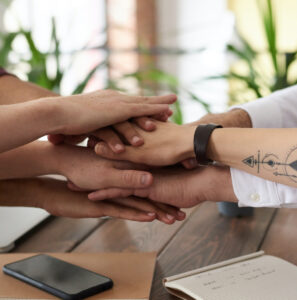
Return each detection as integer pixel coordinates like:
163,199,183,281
194,124,222,166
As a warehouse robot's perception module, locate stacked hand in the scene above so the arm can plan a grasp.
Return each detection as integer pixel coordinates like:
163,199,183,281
45,90,238,222
52,118,236,214
43,90,190,224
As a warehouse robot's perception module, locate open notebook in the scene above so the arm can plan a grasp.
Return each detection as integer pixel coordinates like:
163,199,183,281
163,251,297,300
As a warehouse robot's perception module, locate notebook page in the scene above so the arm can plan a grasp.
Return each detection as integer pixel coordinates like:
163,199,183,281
165,255,297,300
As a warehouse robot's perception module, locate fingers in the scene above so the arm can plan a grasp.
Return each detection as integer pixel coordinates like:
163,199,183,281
133,110,173,132
113,122,144,146
133,117,156,131
154,202,186,221
87,136,99,148
48,134,86,145
63,135,86,145
109,198,178,224
95,201,156,222
95,141,138,163
132,94,177,105
48,134,65,145
92,128,125,153
124,103,170,119
89,192,186,224
181,158,198,169
153,110,173,122
105,169,153,189
88,188,135,201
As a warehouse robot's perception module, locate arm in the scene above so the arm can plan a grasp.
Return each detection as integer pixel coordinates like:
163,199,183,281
207,128,297,189
88,166,237,208
0,177,183,223
95,121,297,188
0,141,154,190
0,75,172,149
0,74,57,104
0,90,175,153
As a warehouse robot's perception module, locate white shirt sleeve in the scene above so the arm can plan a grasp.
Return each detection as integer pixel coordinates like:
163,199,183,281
228,85,297,208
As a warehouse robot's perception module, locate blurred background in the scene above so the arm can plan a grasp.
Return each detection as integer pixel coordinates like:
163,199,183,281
1,0,297,123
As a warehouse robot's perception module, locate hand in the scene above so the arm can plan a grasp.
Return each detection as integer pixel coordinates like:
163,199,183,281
88,166,237,208
42,181,185,224
94,121,196,166
4,178,185,224
48,113,173,152
48,89,176,136
54,144,155,191
48,105,173,153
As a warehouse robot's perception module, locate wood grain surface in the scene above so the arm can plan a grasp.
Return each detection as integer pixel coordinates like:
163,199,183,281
11,201,297,300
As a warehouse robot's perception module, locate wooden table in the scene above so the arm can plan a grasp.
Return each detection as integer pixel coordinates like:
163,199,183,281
12,202,297,299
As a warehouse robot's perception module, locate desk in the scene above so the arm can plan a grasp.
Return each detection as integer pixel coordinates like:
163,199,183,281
11,202,297,299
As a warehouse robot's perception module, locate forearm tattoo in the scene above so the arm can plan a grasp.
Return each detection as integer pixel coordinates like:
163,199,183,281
242,146,297,183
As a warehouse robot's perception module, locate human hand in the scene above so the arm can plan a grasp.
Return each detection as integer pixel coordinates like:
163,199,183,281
94,121,196,166
48,94,173,152
48,112,173,151
47,89,176,136
54,144,155,191
88,166,237,208
16,178,185,223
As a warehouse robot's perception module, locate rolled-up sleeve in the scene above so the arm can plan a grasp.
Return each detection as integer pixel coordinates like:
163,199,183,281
229,85,297,208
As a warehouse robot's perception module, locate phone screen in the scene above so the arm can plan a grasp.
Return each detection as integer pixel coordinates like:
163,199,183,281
3,254,113,299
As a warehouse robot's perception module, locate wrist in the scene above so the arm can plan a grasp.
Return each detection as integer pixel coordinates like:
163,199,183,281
45,144,72,177
33,142,63,176
34,97,66,135
196,109,252,128
191,166,237,203
178,124,196,160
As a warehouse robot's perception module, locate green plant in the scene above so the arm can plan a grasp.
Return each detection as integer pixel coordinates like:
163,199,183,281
206,0,297,105
0,14,210,124
0,18,106,94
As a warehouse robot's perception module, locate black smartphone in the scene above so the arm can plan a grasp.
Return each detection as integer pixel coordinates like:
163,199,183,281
3,254,113,300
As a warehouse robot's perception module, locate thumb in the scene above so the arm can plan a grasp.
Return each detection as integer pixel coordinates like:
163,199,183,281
108,169,153,189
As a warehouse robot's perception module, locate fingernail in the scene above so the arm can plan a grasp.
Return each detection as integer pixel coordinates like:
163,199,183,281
141,174,151,186
132,136,142,145
95,144,106,154
88,193,96,201
147,212,156,217
178,211,186,218
145,120,154,128
166,214,175,221
114,144,124,152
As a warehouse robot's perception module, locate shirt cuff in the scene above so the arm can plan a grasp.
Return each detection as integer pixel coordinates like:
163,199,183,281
229,96,282,128
230,168,282,207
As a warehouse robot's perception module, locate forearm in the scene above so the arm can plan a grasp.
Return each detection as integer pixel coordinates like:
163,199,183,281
193,109,252,128
0,98,63,152
0,75,58,104
0,177,79,208
207,128,297,188
0,141,61,179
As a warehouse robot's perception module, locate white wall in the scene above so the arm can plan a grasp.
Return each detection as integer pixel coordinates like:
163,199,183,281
157,0,234,122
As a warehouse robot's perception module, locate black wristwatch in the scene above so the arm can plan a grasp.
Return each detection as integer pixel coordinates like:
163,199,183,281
194,124,223,166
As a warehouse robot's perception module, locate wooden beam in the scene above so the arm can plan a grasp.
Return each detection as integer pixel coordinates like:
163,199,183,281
136,0,157,70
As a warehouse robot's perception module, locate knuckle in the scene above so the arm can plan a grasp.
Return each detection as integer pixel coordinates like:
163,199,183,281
121,171,135,185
